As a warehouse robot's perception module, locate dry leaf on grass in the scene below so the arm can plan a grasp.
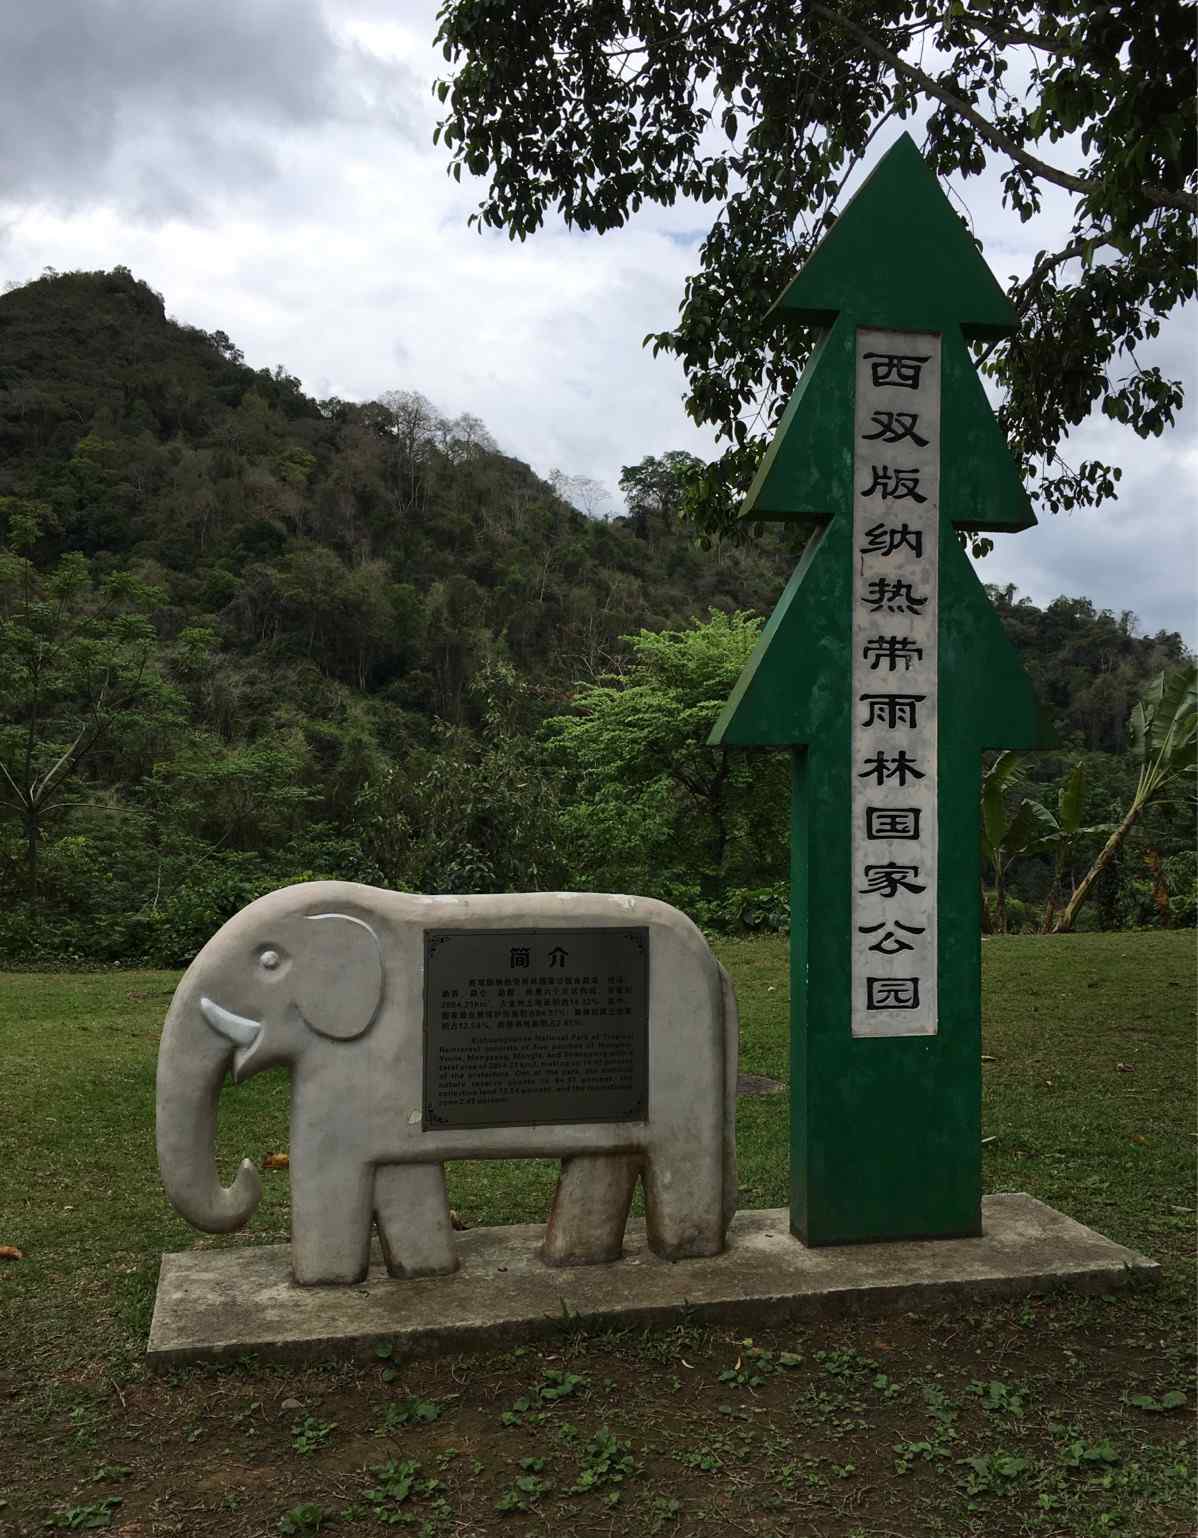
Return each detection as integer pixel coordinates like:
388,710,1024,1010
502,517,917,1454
263,1153,289,1169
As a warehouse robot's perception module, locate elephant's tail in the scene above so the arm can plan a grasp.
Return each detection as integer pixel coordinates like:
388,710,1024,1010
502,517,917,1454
718,962,739,1239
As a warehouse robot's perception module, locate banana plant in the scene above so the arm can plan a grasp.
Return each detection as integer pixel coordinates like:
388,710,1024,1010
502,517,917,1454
1053,662,1198,933
1037,761,1114,932
981,751,1058,934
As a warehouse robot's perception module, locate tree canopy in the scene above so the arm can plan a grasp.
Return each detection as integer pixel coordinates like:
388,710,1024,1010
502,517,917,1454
433,0,1196,536
545,611,790,904
0,501,182,902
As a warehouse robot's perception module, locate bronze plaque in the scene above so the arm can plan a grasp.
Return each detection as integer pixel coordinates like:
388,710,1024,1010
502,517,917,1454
423,927,649,1130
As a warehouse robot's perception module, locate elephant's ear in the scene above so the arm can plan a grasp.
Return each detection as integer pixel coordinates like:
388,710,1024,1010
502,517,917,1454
295,913,385,1041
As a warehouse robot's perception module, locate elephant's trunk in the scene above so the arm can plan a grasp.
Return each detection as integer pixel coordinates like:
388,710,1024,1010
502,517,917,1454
156,974,261,1233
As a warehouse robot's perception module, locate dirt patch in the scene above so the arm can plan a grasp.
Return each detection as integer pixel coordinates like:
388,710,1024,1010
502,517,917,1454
3,1293,1193,1538
736,1075,785,1098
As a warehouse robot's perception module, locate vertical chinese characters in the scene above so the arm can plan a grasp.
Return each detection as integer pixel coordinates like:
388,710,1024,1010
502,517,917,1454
850,332,941,1036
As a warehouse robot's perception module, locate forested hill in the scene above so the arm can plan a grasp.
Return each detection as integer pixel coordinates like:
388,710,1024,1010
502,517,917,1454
0,266,800,723
0,268,1190,964
1,267,1186,737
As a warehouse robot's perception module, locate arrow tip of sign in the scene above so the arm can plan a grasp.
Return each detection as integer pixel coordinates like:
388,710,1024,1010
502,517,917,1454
773,134,1018,340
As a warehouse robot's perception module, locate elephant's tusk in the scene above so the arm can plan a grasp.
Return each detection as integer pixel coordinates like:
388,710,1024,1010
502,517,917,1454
200,997,262,1047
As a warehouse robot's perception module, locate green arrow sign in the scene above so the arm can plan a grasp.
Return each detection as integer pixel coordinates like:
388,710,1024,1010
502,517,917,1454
711,134,1052,1245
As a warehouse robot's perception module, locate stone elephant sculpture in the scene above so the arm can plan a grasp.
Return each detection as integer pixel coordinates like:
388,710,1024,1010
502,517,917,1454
157,882,738,1286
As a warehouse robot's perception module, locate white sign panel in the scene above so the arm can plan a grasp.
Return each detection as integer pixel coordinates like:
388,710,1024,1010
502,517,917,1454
850,328,940,1038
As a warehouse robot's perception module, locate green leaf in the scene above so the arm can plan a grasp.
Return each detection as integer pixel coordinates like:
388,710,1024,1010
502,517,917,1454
1151,666,1198,756
1129,1389,1187,1412
1058,761,1086,836
981,774,1009,861
1006,796,1059,857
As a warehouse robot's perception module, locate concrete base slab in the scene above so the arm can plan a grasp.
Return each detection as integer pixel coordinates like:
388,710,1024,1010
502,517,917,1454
147,1193,1156,1367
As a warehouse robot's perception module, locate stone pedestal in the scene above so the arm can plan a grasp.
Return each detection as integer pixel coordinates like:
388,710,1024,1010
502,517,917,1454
147,1193,1156,1367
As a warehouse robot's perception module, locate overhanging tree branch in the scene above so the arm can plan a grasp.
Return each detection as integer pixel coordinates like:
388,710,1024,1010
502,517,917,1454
809,2,1198,217
433,0,1196,537
960,8,1077,55
28,726,90,806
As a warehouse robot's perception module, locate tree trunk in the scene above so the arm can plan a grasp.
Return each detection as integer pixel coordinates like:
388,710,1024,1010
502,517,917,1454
1053,800,1143,934
1144,847,1172,927
709,754,730,877
23,810,39,912
1040,851,1065,934
993,858,1009,934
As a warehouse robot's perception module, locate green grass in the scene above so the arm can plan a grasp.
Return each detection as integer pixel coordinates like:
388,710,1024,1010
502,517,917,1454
0,934,1193,1363
0,933,1194,1537
976,932,1196,1271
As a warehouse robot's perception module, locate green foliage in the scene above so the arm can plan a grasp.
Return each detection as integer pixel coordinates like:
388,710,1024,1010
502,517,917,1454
981,752,1038,932
1128,1390,1188,1414
718,1340,804,1385
433,1,1195,537
277,1504,332,1536
545,612,789,907
981,755,1117,933
362,1458,447,1524
291,1417,337,1456
495,1460,553,1512
378,1397,447,1432
967,1379,1028,1416
355,664,568,895
976,604,1195,933
569,1427,638,1495
0,513,184,908
1056,662,1197,931
990,588,1189,753
500,1369,588,1426
152,735,315,852
696,881,790,935
618,451,704,542
1129,664,1198,775
44,1498,122,1530
0,272,804,958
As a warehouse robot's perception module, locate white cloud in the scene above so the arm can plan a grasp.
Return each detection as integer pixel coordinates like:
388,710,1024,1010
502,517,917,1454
0,0,1193,644
977,418,1198,642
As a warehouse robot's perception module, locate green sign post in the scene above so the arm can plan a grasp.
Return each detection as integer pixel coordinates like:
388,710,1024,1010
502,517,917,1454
711,134,1051,1246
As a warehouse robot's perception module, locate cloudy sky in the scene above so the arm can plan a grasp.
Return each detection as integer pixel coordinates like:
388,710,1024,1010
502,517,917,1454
1,0,1194,643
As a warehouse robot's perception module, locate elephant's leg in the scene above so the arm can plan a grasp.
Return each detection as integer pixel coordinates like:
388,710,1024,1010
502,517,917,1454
374,1163,459,1279
542,1153,641,1267
289,1157,374,1286
643,1145,724,1262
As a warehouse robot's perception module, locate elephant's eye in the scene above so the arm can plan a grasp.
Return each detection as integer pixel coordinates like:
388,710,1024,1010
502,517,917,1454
260,949,281,972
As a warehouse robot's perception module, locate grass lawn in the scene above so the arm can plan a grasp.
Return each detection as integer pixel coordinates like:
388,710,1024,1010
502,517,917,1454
0,932,1194,1536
